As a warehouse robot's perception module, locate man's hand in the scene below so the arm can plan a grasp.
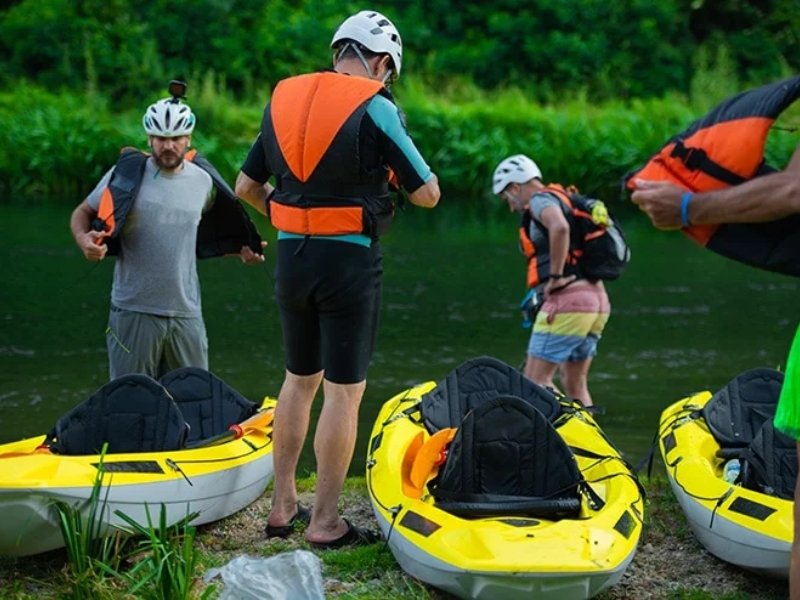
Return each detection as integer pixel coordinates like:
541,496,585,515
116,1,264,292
630,179,687,230
77,230,108,261
239,241,267,264
543,274,576,299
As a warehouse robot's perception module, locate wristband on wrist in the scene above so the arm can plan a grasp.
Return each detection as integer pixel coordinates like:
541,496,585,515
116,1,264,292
549,273,564,280
680,192,693,227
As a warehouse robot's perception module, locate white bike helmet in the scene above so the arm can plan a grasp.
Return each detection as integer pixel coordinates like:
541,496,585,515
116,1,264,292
492,154,542,194
331,10,403,78
142,98,196,137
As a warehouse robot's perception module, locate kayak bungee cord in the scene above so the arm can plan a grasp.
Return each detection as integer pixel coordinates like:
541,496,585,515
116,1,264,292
169,439,270,467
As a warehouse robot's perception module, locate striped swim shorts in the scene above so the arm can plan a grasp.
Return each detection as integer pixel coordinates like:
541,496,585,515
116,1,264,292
528,282,611,363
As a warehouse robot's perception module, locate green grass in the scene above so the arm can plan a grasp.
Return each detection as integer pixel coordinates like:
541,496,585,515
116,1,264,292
0,474,791,600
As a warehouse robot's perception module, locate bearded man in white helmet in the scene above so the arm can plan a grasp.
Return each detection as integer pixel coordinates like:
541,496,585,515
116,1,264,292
236,10,440,548
70,81,265,381
492,154,611,408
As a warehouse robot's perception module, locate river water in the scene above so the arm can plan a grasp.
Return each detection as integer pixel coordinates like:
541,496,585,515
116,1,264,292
1,204,797,472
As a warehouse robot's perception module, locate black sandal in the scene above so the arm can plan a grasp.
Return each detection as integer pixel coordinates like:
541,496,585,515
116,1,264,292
308,518,381,550
265,503,311,539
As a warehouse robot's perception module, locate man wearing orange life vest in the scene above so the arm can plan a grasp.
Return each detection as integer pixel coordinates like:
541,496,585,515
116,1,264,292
492,154,610,408
236,10,439,548
70,89,264,381
632,145,800,599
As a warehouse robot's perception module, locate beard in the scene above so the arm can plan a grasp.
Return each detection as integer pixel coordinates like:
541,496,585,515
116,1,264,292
152,147,184,170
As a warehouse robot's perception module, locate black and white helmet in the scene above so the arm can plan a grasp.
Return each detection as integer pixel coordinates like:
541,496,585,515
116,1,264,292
142,99,196,137
492,154,542,194
331,10,403,78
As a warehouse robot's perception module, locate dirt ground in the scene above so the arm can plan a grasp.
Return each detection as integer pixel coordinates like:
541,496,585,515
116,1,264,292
199,482,789,600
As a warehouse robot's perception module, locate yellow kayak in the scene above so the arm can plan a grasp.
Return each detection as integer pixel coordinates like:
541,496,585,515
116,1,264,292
366,357,644,600
658,368,792,577
0,369,275,557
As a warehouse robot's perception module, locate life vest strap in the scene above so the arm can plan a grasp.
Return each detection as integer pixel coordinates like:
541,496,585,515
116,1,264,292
270,202,365,236
280,179,389,198
670,140,748,186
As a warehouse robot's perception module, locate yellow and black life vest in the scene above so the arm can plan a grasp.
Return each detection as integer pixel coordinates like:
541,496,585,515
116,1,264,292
624,75,800,277
93,148,262,258
260,71,394,239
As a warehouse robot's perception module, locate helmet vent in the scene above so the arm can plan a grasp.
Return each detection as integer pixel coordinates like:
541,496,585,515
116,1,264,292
143,98,195,137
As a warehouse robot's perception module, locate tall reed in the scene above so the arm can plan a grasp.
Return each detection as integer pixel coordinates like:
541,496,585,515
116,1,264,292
52,445,127,599
102,505,210,600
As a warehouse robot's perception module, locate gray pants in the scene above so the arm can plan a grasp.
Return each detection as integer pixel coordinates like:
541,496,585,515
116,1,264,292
106,306,208,380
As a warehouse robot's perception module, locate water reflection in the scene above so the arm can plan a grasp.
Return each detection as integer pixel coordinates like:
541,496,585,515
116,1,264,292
0,207,797,475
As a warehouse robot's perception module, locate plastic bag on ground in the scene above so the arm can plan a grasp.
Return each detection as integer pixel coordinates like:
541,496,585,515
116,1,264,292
204,550,325,600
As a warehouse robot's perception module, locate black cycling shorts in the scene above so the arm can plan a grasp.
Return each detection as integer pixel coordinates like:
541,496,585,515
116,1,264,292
275,238,383,384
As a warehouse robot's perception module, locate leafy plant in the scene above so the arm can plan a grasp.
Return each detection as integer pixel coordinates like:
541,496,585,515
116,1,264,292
53,444,133,600
101,505,211,600
52,444,128,598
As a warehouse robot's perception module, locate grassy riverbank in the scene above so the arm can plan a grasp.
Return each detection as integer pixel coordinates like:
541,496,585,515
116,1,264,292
0,476,788,600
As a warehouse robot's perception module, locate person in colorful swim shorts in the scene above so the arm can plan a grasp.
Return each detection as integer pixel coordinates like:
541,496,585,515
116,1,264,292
236,11,439,549
632,144,799,599
492,154,610,408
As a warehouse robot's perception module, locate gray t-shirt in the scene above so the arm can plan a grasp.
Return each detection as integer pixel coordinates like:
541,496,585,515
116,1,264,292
87,158,214,317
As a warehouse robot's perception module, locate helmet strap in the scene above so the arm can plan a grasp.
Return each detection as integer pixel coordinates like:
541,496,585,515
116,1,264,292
335,42,394,83
349,42,376,79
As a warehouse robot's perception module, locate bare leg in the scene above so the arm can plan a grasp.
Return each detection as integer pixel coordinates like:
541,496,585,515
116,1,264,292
791,442,800,600
267,370,323,528
562,358,594,407
524,356,562,395
305,378,366,543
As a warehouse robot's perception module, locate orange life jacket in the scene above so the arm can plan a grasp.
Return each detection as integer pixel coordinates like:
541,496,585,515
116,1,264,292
625,75,800,277
519,184,586,287
260,71,395,238
93,148,262,258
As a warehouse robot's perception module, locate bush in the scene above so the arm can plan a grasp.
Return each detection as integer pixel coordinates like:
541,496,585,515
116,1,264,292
2,79,795,215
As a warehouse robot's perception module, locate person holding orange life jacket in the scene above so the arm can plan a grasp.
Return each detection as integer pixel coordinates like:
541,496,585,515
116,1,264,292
235,10,439,549
628,76,800,598
632,144,800,598
70,83,265,381
493,154,610,408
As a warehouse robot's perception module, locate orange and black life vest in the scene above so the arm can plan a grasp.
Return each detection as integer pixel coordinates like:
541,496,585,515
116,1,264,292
260,71,395,239
520,184,580,288
624,75,800,277
520,184,630,287
92,148,262,258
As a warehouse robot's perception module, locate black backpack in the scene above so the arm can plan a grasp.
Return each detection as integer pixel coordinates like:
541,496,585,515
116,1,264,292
563,189,630,281
572,194,631,281
533,186,631,281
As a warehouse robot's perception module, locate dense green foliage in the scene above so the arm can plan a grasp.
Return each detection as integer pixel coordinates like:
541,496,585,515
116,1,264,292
0,82,696,204
1,0,797,105
2,77,798,207
1,1,797,204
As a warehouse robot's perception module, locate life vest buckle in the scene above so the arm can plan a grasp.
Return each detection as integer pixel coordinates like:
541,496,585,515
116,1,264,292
670,141,708,171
